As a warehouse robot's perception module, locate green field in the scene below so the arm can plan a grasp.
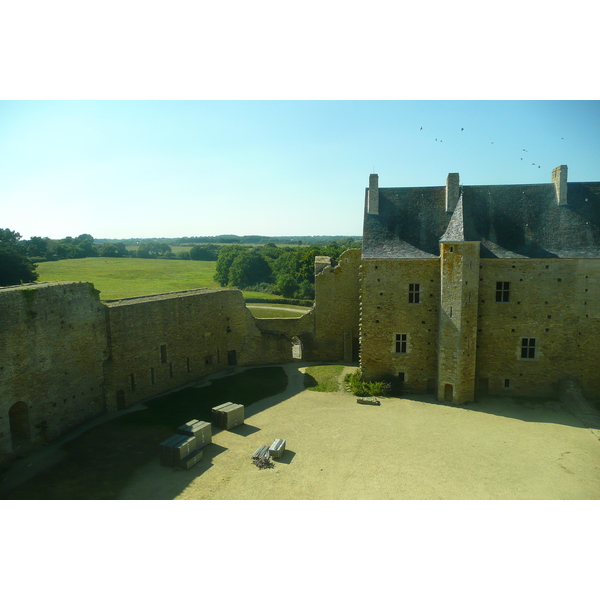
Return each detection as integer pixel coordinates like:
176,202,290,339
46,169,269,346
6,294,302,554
34,259,307,318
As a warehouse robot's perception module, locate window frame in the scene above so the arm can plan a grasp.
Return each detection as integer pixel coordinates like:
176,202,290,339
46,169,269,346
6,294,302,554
408,283,421,304
496,281,510,303
395,333,407,354
520,338,536,359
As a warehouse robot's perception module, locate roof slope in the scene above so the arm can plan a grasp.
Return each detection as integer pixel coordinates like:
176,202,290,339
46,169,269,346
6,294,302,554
363,181,600,259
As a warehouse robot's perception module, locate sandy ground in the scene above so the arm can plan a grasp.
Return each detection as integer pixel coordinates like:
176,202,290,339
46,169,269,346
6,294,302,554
118,363,600,500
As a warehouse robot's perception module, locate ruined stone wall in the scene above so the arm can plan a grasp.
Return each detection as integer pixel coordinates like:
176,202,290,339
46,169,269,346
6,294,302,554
476,258,600,400
360,257,440,391
254,311,316,360
0,282,108,463
103,288,290,411
313,248,361,362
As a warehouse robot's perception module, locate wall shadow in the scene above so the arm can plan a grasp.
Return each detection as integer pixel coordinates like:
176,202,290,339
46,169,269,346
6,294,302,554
401,393,591,429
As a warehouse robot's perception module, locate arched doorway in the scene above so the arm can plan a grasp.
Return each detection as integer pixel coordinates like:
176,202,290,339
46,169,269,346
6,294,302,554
9,401,31,451
444,384,453,402
291,336,303,360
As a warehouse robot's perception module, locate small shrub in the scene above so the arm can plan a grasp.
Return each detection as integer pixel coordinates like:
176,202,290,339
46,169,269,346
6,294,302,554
344,369,391,397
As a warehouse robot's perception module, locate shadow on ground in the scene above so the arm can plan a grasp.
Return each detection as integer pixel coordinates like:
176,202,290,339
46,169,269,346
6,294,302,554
402,393,590,429
0,363,317,500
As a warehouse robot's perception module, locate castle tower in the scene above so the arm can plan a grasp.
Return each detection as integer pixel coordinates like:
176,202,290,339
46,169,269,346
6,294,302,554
437,193,480,403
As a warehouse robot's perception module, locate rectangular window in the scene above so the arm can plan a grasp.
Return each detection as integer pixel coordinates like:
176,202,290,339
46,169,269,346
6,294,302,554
408,283,420,304
150,368,155,384
496,281,510,302
186,357,191,373
521,338,536,359
160,344,168,364
395,334,407,353
129,374,136,392
504,378,510,388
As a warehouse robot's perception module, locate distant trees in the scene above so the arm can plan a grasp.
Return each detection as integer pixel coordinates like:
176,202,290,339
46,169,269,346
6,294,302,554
98,242,129,258
133,242,172,259
213,241,353,299
0,228,38,286
189,244,219,261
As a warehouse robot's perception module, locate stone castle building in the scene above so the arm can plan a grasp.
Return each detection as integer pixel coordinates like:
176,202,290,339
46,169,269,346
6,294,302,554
1,164,598,463
359,165,600,403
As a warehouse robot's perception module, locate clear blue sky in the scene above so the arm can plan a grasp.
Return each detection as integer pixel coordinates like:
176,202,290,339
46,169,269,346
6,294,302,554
1,100,599,240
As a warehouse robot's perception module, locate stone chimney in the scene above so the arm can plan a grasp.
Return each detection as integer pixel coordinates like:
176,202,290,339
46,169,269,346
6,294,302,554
552,165,568,206
367,173,379,214
446,173,460,213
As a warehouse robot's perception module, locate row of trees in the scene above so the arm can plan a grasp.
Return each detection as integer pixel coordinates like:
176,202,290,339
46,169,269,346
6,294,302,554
1,227,359,299
213,242,356,300
16,234,222,262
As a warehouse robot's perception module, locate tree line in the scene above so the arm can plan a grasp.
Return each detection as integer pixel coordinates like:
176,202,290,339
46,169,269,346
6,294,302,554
213,241,357,300
1,228,360,298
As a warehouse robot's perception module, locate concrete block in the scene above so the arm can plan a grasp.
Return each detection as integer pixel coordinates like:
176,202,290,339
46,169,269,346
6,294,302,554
174,448,203,471
269,438,286,458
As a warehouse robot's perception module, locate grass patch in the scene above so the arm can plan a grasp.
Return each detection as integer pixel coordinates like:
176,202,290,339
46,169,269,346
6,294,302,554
4,367,287,500
304,365,344,392
35,258,282,302
248,304,310,318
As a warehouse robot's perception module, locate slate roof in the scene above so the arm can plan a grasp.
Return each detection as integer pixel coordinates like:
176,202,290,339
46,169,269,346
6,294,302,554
362,180,600,259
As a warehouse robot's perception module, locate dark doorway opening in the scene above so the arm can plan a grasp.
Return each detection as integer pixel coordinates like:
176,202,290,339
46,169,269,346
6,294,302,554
398,372,405,393
352,338,360,362
116,390,126,410
227,350,237,366
444,384,453,402
9,401,31,451
478,378,489,396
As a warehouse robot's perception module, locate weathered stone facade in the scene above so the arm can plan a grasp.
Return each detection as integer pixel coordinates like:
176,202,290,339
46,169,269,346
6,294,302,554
360,166,600,404
0,282,108,455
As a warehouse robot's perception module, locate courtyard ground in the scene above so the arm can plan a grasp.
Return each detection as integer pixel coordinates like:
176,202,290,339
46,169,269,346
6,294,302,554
118,363,600,500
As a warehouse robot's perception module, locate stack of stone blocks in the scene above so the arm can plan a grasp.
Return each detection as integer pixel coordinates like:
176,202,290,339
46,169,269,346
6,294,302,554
159,419,212,470
212,402,244,430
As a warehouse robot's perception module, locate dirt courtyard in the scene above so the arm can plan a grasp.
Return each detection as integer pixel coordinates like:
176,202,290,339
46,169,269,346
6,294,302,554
119,363,600,500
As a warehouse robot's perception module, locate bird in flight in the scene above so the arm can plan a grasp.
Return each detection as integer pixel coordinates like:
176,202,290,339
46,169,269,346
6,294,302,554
461,128,464,131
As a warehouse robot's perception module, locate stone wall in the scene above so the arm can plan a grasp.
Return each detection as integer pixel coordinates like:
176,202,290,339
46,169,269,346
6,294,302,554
0,282,108,461
475,258,600,399
360,257,440,391
103,288,293,411
0,264,363,465
360,253,600,404
313,248,361,362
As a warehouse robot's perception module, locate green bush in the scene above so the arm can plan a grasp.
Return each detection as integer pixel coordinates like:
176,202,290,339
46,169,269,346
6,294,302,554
344,369,391,397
